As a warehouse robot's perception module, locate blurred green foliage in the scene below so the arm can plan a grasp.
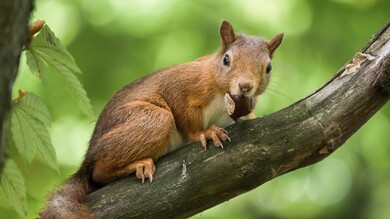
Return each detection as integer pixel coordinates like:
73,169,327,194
1,0,389,218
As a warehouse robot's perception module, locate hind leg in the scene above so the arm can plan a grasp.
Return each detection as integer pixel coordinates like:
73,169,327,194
91,101,175,184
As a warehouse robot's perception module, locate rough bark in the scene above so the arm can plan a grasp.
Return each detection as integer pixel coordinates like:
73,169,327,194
85,21,390,218
0,0,34,176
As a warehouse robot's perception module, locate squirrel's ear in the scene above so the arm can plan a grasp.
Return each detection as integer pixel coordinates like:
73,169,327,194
220,20,237,49
267,33,284,55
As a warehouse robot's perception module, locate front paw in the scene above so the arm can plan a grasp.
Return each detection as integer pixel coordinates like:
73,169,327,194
194,125,231,150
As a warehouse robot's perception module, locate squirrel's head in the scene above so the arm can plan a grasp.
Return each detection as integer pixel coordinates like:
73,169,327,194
216,20,284,97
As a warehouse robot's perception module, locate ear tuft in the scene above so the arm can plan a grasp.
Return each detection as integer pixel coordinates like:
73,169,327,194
267,33,284,55
220,20,237,49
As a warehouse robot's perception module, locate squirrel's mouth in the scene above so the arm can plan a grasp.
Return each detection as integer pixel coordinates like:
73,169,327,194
227,91,253,98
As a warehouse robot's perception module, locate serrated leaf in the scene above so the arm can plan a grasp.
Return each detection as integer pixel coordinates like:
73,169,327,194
28,25,81,74
11,109,58,171
42,55,95,119
11,109,37,164
15,92,52,126
35,133,59,173
25,24,95,119
25,49,50,84
24,111,58,172
1,160,27,217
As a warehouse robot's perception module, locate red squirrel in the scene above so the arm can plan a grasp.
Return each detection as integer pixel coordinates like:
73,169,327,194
39,20,283,218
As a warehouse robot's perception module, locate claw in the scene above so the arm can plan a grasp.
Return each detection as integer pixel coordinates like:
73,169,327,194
135,165,145,183
226,135,231,142
220,133,231,142
137,170,145,183
211,131,223,148
200,134,207,150
147,173,153,183
220,128,228,134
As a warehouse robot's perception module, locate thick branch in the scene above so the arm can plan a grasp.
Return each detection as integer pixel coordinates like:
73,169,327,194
0,1,34,176
86,22,390,218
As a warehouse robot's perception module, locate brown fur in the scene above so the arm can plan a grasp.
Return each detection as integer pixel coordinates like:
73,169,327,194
39,20,283,218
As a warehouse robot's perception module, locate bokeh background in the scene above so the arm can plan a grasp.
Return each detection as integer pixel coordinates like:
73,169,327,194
1,0,390,218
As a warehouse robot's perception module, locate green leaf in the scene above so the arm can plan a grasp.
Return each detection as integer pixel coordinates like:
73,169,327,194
11,109,37,164
28,25,81,74
35,130,59,173
25,49,49,84
1,160,27,217
25,25,95,119
15,92,52,126
25,110,58,172
41,55,95,119
11,108,58,171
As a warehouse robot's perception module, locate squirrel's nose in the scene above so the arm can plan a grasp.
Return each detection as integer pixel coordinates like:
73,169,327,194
239,82,253,93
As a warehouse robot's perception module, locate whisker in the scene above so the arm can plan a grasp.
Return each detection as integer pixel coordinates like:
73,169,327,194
266,88,294,102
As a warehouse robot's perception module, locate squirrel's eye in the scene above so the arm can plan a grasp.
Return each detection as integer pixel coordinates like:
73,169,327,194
266,63,272,74
223,54,230,66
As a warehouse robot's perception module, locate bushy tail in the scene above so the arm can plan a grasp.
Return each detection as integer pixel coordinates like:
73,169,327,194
39,168,95,219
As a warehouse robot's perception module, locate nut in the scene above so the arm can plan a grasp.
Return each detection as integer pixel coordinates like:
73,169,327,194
224,93,254,119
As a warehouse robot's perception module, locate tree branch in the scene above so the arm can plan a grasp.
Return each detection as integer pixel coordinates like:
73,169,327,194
0,0,34,176
86,21,390,218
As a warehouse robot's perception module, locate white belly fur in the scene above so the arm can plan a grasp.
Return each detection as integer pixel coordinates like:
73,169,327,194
202,94,235,129
162,94,234,156
160,128,185,157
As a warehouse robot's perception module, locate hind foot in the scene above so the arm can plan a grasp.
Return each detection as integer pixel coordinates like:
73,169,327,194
128,158,156,183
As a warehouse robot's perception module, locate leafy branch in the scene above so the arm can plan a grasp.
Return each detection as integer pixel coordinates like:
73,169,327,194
0,21,95,217
26,24,94,119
